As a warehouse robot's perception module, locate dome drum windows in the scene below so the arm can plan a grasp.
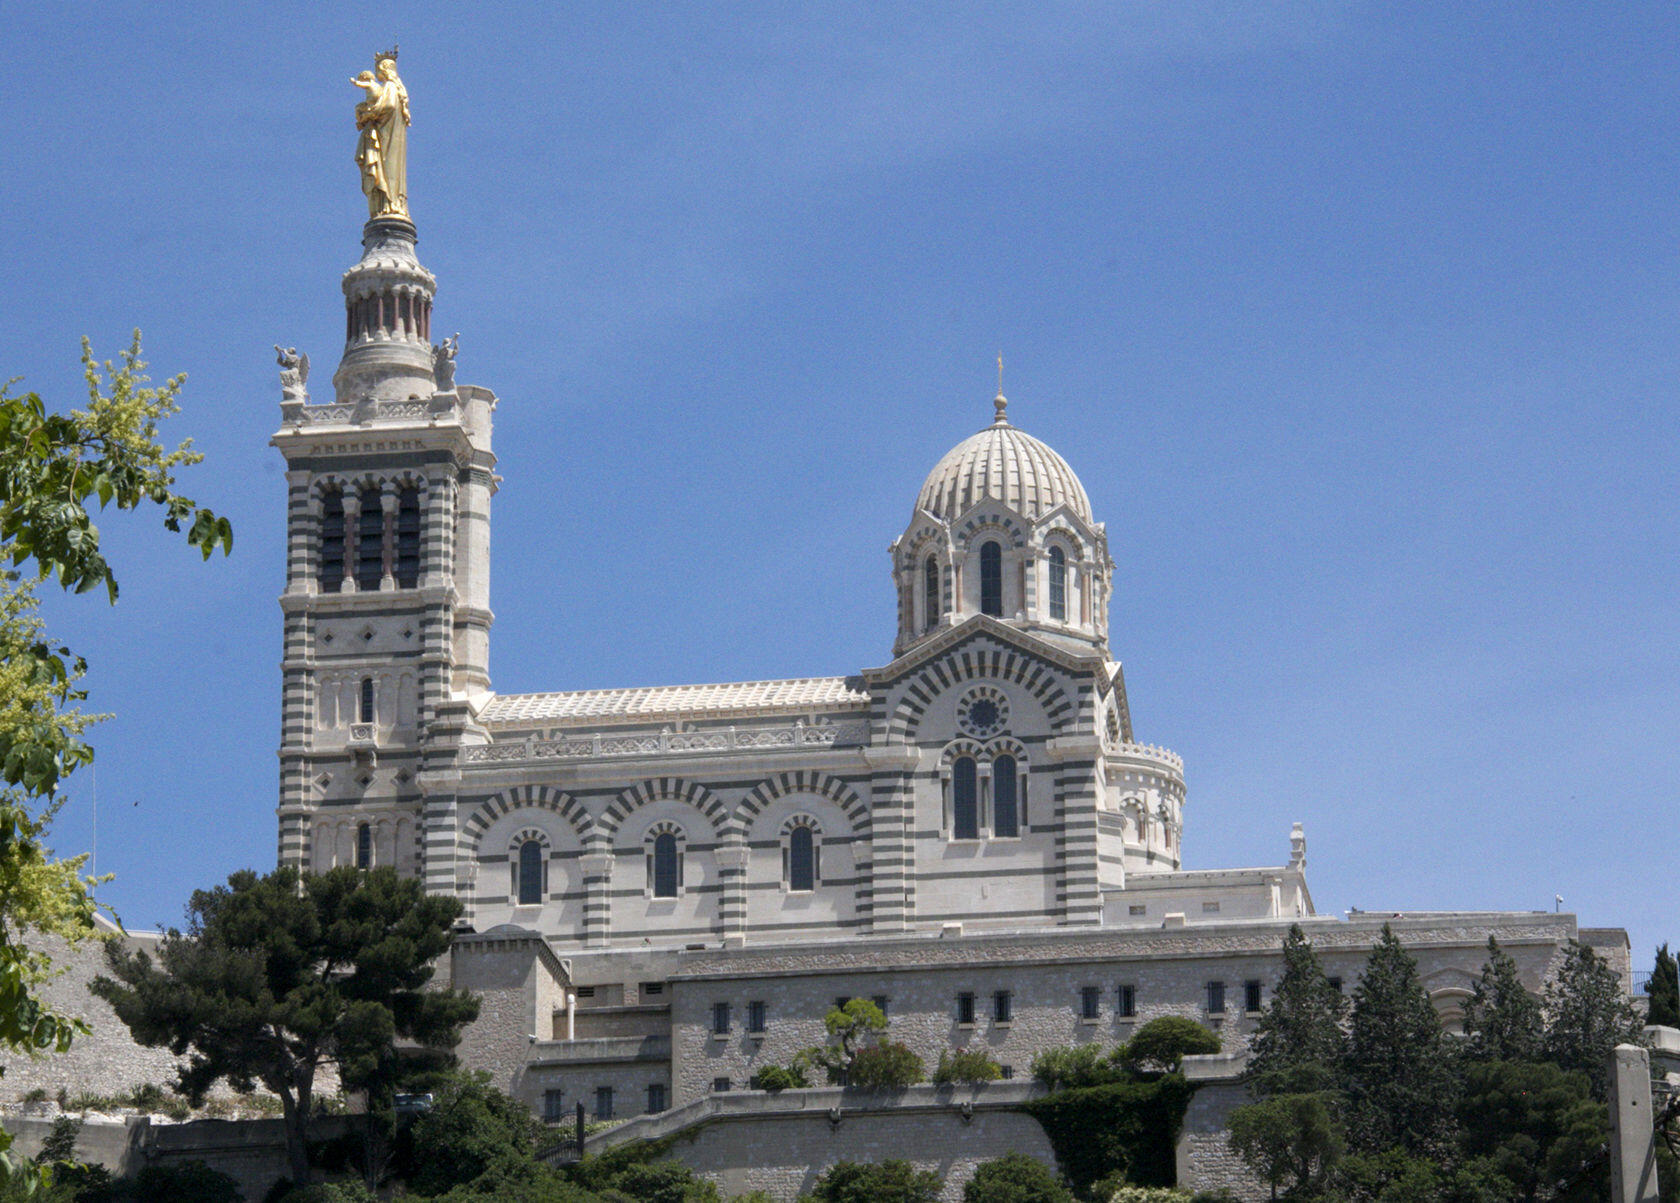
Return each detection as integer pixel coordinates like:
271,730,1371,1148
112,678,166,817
644,823,686,900
510,829,551,905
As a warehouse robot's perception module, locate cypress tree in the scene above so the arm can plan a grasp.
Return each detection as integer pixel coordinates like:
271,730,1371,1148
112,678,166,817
1647,943,1680,1028
1542,939,1646,1098
1342,924,1457,1157
1248,923,1347,1096
1461,936,1543,1063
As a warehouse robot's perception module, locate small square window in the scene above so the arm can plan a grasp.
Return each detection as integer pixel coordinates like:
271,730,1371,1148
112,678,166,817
712,1002,731,1036
956,992,976,1025
646,1083,666,1114
1080,986,1101,1021
1128,904,1147,916
542,1089,565,1123
1328,976,1343,994
1000,1065,1014,1080
1117,984,1136,1018
993,991,1012,1023
1206,981,1226,1014
747,1000,767,1034
712,1077,732,1094
1245,980,1263,1014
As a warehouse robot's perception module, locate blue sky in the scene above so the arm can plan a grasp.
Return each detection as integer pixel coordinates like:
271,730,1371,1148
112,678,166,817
4,4,1675,969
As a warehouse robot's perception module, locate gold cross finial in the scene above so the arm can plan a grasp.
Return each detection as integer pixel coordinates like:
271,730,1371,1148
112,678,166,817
997,352,1004,396
992,352,1009,426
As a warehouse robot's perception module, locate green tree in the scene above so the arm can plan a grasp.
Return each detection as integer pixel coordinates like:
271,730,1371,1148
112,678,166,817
1118,1017,1220,1075
846,1041,924,1090
961,1152,1072,1203
1541,939,1645,1099
933,1047,1003,1085
0,334,230,1190
394,1070,546,1196
1648,943,1679,1029
1455,1060,1605,1202
807,1160,942,1203
1341,925,1456,1158
796,998,889,1084
1030,1043,1122,1091
92,865,478,1186
1226,1092,1343,1200
1461,937,1543,1064
1248,924,1347,1096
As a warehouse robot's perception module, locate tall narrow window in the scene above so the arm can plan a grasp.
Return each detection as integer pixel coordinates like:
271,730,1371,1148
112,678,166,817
542,1090,565,1123
923,555,940,631
319,491,345,592
788,825,816,892
1206,981,1226,1014
594,1087,613,1121
517,839,544,905
952,756,979,840
355,487,384,591
1081,986,1101,1020
993,754,1019,837
646,1084,666,1114
652,832,679,898
1047,546,1067,621
395,487,421,588
979,541,1003,617
359,677,375,724
355,822,372,869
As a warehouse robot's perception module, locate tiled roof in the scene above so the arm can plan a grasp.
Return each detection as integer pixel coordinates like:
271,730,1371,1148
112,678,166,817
477,676,870,726
916,415,1092,523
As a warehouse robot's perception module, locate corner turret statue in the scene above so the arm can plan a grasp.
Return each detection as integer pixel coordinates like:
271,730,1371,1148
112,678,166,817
352,48,410,220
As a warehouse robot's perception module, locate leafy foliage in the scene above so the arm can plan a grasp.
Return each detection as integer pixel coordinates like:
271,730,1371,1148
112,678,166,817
933,1047,1003,1085
804,1159,942,1203
1226,1093,1342,1200
961,1152,1071,1203
1542,939,1645,1099
1117,1017,1220,1075
747,1064,809,1092
1247,924,1346,1096
793,999,891,1085
92,866,478,1186
397,1071,546,1196
1648,943,1679,1029
1020,1076,1193,1192
1461,938,1543,1064
1455,1060,1606,1201
1029,1043,1123,1092
845,1041,924,1090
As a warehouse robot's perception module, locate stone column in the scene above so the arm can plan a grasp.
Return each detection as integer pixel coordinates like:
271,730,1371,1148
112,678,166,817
581,853,614,948
1045,733,1104,925
1609,1043,1660,1203
715,845,749,945
379,485,399,590
863,745,921,934
340,492,361,592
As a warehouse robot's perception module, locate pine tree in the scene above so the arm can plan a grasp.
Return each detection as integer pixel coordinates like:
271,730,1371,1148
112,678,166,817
1342,924,1457,1157
1647,943,1680,1029
1542,939,1646,1099
1461,936,1543,1063
1248,923,1347,1096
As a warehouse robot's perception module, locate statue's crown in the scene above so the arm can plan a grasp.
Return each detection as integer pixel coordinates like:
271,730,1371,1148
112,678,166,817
376,44,399,65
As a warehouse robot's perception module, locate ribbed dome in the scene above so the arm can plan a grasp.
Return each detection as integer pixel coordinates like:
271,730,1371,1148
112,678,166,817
916,400,1093,523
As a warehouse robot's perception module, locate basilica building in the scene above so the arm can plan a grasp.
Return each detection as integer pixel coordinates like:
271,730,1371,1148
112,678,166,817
269,193,1626,1159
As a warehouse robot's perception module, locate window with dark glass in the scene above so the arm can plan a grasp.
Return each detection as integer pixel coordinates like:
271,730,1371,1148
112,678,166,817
952,756,979,840
1000,1065,1014,1080
1048,546,1067,621
979,541,1003,617
923,555,940,630
711,1002,730,1035
355,822,372,869
542,1089,564,1123
646,1083,666,1113
359,677,375,724
355,487,384,591
319,491,345,592
516,839,544,905
788,825,816,892
1118,984,1136,1018
712,1077,731,1094
993,755,1019,837
1329,977,1343,994
956,992,976,1025
1080,986,1101,1020
993,991,1012,1023
395,486,421,588
872,995,890,1018
651,832,679,898
594,1087,613,1120
1245,980,1263,1014
747,1001,767,1034
1206,981,1226,1014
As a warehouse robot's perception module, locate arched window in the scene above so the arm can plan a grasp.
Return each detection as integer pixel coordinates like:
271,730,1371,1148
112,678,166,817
979,541,1002,617
923,555,940,631
1047,547,1066,622
952,756,979,840
651,832,680,899
395,487,421,588
993,754,1019,837
319,491,345,592
516,839,545,905
359,677,375,724
787,825,817,892
355,822,372,869
355,487,384,591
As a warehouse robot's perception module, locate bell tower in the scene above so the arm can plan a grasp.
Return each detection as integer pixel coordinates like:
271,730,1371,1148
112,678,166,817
271,53,495,887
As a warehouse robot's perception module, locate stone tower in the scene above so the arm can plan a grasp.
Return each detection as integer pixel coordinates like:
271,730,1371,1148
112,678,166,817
271,212,496,883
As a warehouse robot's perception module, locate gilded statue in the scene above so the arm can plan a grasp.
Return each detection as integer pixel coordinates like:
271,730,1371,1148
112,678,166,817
352,48,411,219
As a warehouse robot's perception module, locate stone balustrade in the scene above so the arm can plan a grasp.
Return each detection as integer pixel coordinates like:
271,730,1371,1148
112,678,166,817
464,720,872,765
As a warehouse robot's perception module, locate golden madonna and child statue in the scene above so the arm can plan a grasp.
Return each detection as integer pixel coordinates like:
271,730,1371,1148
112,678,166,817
352,48,411,220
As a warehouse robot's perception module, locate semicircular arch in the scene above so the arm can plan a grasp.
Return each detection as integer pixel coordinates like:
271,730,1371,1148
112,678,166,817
462,785,593,857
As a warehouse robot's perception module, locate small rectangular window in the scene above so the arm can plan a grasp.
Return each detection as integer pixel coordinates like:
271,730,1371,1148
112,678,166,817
1245,980,1263,1014
993,990,1012,1023
1080,986,1101,1020
712,1077,731,1094
542,1089,565,1123
1128,904,1147,916
640,981,664,997
747,1000,767,1034
1206,981,1226,1015
1000,1065,1014,1080
956,992,976,1025
835,996,852,1012
1117,984,1136,1018
872,995,890,1018
1202,901,1221,914
1328,976,1343,994
594,1086,613,1121
712,1002,731,1036
646,1083,666,1114
576,986,596,999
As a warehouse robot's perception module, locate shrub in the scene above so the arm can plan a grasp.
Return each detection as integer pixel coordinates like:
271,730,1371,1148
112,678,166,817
807,1159,942,1203
1115,1018,1220,1075
397,1071,546,1195
749,1064,809,1092
1020,1076,1194,1192
934,1048,1003,1085
273,1185,380,1203
122,1161,244,1203
611,1161,723,1203
962,1152,1071,1202
1030,1044,1122,1091
845,1041,925,1090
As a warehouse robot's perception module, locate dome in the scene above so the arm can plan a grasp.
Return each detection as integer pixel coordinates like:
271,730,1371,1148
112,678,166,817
915,397,1093,524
